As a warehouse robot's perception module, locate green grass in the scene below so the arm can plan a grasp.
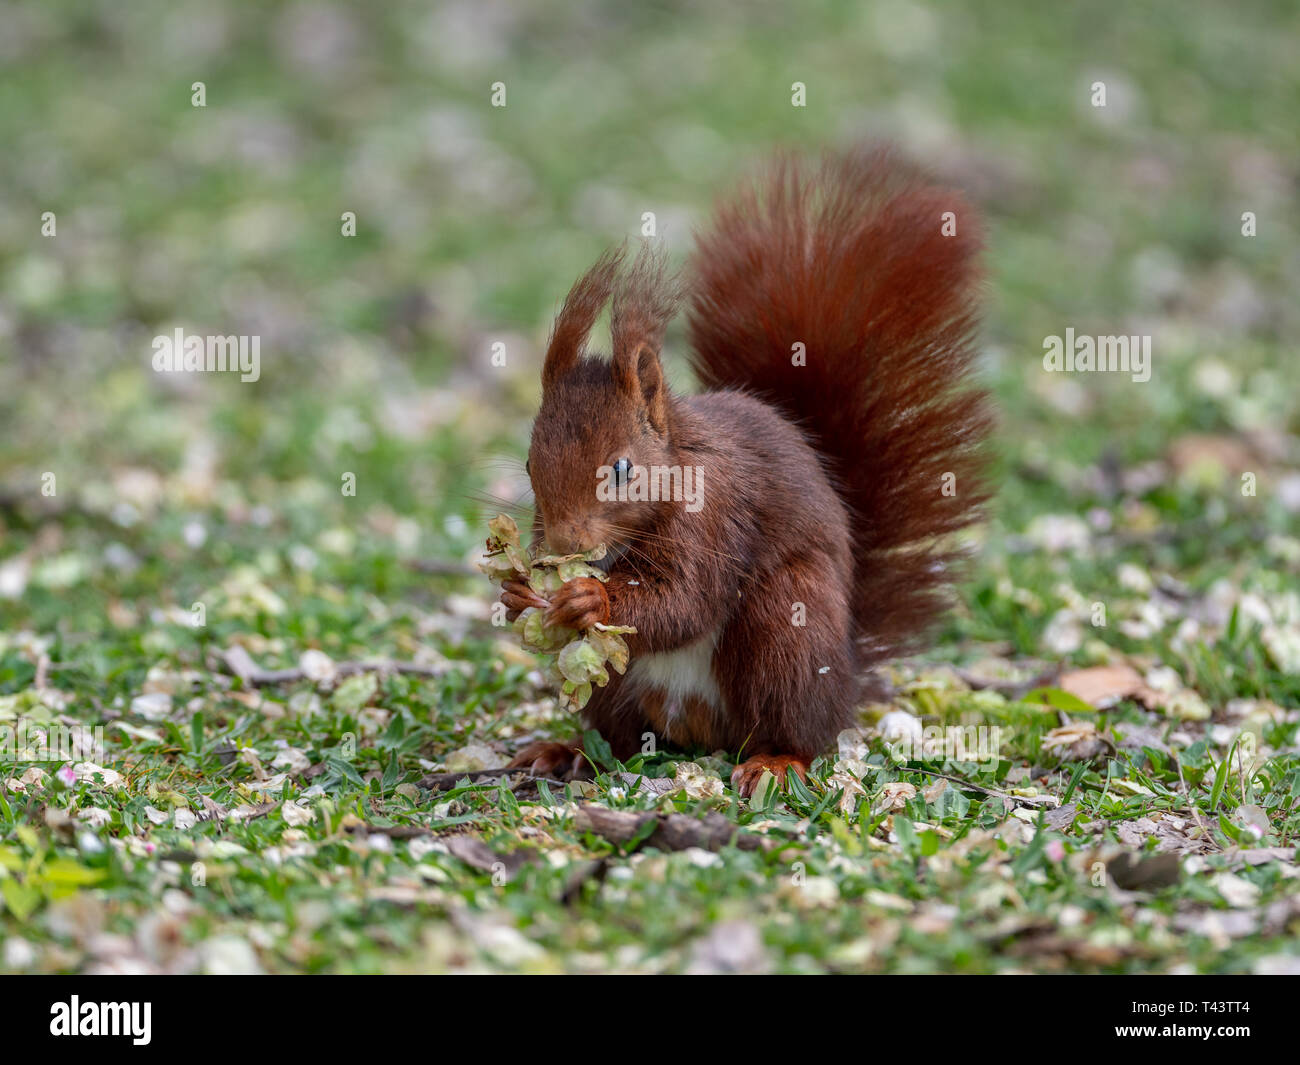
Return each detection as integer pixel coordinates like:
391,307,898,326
0,0,1297,973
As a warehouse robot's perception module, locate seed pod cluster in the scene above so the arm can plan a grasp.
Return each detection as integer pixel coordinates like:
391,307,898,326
480,514,636,710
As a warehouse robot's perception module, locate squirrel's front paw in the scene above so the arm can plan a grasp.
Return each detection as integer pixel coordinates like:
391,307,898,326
544,577,610,631
500,578,549,621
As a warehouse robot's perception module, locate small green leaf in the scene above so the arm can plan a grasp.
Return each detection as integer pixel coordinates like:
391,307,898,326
894,815,919,857
1061,761,1088,805
0,878,41,921
1021,687,1096,714
582,729,614,772
1209,751,1231,813
1217,811,1243,843
327,756,366,788
748,770,778,809
41,858,105,887
785,768,815,805
1011,813,1048,876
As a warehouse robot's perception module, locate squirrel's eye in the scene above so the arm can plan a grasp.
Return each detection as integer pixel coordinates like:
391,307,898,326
613,457,632,486
525,459,531,477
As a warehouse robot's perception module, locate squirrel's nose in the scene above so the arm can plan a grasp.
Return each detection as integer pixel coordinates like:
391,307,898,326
546,519,589,555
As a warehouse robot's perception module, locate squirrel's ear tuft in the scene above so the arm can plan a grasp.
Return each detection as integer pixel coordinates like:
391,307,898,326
610,241,680,432
612,345,668,433
543,244,626,390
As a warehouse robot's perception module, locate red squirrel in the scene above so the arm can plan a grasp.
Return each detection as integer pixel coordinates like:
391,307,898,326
500,146,992,796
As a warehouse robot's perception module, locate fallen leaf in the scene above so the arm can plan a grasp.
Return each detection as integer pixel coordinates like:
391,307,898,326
876,781,917,812
1058,665,1154,709
1041,721,1110,760
1212,871,1261,908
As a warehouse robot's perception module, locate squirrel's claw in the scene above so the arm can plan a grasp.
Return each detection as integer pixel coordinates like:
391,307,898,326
501,578,550,621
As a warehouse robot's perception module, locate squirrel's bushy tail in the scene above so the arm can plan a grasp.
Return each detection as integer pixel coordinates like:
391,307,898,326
686,146,993,666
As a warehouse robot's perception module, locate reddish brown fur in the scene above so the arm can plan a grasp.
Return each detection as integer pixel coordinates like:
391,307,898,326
687,146,993,666
506,147,992,794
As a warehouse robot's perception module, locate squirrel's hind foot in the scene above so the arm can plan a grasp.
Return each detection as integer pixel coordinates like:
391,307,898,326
731,754,808,798
507,739,589,780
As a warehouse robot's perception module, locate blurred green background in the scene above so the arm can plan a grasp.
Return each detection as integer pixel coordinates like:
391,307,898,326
3,0,1297,543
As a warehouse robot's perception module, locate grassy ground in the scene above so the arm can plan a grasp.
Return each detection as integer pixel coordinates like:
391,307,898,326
1,0,1298,973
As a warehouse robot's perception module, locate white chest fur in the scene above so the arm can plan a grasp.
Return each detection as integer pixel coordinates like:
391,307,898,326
625,629,723,713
